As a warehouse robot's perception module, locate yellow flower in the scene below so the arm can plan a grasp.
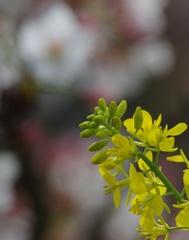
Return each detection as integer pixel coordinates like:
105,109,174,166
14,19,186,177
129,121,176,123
99,166,130,208
129,163,147,195
130,193,163,217
138,151,167,195
124,109,187,152
130,193,166,239
138,218,169,240
108,134,135,158
99,166,120,208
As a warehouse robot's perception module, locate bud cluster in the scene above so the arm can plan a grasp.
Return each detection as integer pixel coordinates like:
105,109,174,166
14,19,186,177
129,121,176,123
80,98,127,162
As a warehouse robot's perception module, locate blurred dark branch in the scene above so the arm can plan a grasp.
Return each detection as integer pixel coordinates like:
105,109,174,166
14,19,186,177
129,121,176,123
0,83,49,240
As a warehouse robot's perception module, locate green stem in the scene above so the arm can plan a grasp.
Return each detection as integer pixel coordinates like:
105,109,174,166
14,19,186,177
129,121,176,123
155,151,160,166
137,151,184,203
168,226,189,231
103,121,118,135
181,187,185,197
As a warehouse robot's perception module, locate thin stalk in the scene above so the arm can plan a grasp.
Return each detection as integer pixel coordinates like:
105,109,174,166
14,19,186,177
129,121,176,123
155,151,160,166
137,151,184,203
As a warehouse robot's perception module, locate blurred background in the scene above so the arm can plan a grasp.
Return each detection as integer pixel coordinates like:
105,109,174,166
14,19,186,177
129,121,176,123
0,0,189,239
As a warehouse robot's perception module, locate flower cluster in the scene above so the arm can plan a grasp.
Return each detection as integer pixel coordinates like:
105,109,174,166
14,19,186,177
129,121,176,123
80,98,189,240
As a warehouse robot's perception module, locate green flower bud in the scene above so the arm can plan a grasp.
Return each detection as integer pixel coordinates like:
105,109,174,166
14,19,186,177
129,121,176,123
96,129,110,138
116,100,127,118
94,106,100,113
91,149,110,164
87,114,95,121
109,101,117,119
80,128,96,138
79,121,90,129
97,110,104,115
134,107,143,130
93,115,105,124
113,117,122,131
88,139,109,151
98,98,107,111
89,121,99,128
104,108,109,118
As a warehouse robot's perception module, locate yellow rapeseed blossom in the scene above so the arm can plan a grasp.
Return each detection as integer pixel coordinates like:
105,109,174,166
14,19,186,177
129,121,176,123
124,109,187,152
138,218,169,240
99,166,130,208
99,166,120,208
129,163,147,195
108,134,135,158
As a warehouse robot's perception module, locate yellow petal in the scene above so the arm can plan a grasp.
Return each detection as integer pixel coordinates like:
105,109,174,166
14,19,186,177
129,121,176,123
123,118,135,132
176,206,189,228
159,137,175,151
183,170,189,186
113,187,121,209
129,163,137,179
109,134,133,158
138,151,153,171
155,114,162,127
153,195,163,216
140,210,154,233
141,110,152,129
158,185,167,195
166,155,184,162
130,172,147,194
167,123,187,136
99,167,116,185
148,131,158,147
112,134,129,147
